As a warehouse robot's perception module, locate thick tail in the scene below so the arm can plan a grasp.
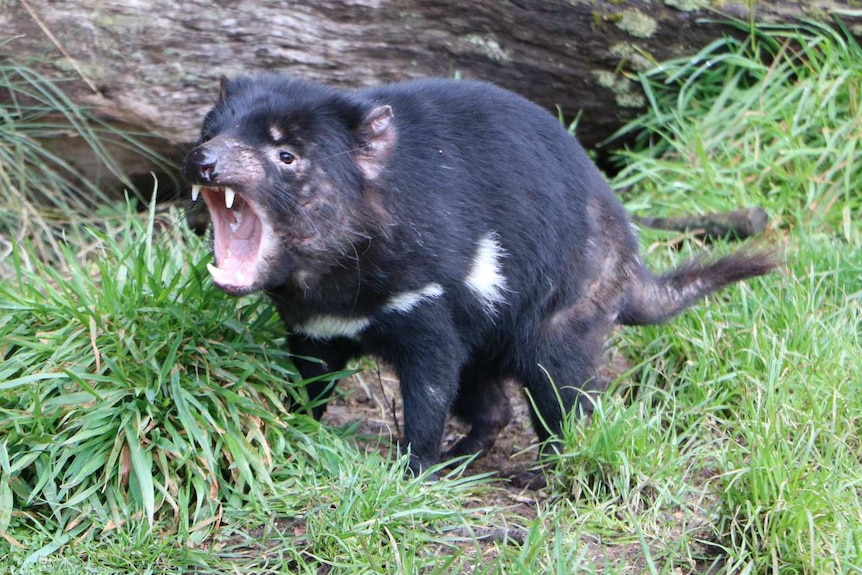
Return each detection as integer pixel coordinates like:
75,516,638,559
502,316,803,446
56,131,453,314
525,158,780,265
618,249,778,326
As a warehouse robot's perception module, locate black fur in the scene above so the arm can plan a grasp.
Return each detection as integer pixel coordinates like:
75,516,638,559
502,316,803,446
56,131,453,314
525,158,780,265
183,75,775,476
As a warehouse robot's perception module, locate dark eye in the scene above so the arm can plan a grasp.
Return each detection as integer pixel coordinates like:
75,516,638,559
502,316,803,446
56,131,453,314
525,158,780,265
200,134,212,144
279,151,296,165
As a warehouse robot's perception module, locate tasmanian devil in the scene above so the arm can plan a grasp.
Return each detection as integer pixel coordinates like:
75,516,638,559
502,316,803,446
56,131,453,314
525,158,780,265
182,74,775,477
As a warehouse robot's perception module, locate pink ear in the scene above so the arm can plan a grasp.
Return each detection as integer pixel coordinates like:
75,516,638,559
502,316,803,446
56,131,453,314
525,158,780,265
357,105,396,180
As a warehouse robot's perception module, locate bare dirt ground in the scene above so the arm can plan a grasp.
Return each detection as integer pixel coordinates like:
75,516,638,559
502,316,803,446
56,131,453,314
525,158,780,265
322,368,541,486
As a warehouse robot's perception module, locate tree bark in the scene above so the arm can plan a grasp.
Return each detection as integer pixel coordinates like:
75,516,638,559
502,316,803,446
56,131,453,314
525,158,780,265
1,0,858,193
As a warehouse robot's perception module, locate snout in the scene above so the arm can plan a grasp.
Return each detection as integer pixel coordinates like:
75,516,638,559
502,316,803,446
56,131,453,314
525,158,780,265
183,146,220,183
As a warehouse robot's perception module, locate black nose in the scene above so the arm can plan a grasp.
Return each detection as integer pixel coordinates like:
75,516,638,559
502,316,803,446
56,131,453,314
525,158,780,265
183,147,219,183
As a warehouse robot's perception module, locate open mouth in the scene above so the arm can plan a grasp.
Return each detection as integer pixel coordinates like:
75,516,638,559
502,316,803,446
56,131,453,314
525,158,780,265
193,184,274,295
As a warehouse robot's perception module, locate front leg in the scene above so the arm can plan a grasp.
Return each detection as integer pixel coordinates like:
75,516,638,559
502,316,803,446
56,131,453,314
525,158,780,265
397,356,464,475
370,311,466,476
288,334,361,420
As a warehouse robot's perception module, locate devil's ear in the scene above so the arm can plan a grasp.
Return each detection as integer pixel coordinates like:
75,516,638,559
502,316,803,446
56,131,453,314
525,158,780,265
356,105,396,180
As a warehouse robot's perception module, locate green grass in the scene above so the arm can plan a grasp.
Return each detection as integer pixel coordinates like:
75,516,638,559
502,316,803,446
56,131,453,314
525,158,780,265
2,19,862,575
0,202,304,539
614,19,862,234
568,19,862,573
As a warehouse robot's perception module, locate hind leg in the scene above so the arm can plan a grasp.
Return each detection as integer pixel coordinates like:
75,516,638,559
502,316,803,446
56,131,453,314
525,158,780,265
507,320,610,489
444,365,513,460
517,317,612,448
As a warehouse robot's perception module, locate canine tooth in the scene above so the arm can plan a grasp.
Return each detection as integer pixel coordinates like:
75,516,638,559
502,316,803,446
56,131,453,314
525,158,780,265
207,263,226,283
191,185,201,202
225,187,236,209
229,221,239,233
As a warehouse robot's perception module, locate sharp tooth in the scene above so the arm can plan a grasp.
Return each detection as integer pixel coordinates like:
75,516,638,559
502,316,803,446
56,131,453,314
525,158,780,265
191,185,201,202
207,263,227,284
225,187,236,209
229,221,239,233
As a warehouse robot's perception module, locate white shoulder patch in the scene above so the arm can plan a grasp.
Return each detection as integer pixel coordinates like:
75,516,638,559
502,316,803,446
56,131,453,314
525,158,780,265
465,233,509,314
384,283,445,314
295,315,371,340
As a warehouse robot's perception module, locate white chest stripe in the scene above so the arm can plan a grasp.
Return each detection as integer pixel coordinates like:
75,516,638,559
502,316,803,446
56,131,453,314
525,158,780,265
295,282,445,340
295,316,372,340
465,234,509,314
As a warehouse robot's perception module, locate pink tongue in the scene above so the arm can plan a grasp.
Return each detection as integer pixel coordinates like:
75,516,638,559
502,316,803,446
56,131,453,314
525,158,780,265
228,224,257,258
209,204,261,290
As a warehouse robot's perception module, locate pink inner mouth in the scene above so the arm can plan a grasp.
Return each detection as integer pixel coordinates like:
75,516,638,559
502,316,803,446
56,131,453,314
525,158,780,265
202,187,263,293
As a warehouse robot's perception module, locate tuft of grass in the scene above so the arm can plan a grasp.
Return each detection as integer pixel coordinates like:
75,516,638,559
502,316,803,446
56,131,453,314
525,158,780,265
585,19,862,574
0,200,320,554
712,239,862,573
613,19,862,234
551,383,686,508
